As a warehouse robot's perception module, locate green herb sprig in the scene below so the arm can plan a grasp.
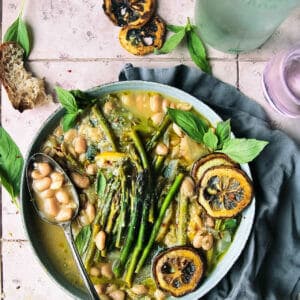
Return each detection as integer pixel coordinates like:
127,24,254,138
167,108,268,164
54,87,96,132
3,1,31,58
155,18,211,73
0,126,24,208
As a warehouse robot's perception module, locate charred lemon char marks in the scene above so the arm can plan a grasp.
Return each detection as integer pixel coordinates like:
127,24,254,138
199,166,253,218
103,0,155,27
103,0,166,55
153,247,204,297
119,16,166,55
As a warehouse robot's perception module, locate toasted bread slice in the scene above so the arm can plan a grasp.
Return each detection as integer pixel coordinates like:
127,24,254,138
0,42,52,112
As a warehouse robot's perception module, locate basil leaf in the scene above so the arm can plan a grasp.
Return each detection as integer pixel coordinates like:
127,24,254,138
4,16,31,58
0,126,24,207
220,138,269,164
187,29,211,73
166,24,185,33
55,86,78,113
71,89,97,109
216,119,231,147
96,171,107,198
62,112,79,132
167,108,209,143
203,128,218,150
75,225,91,256
155,28,186,54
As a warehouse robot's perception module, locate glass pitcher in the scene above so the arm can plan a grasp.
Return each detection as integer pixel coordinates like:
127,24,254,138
195,0,300,53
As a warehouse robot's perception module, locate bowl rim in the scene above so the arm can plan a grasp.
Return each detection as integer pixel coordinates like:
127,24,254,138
20,80,255,299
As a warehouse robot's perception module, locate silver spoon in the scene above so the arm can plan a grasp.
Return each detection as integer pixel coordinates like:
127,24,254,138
26,153,99,300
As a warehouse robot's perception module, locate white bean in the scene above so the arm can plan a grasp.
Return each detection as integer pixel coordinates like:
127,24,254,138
121,94,132,106
106,284,118,293
94,284,106,295
176,102,192,111
86,163,97,175
55,207,73,222
155,143,169,156
95,231,106,251
86,203,96,223
150,94,162,113
78,213,90,226
162,99,170,112
131,284,148,295
55,189,70,204
64,129,77,143
74,136,87,154
180,177,195,198
100,263,113,279
43,197,59,217
90,266,101,277
151,112,164,125
173,123,184,137
201,234,214,250
50,172,64,190
109,290,125,300
103,101,115,115
192,232,203,249
33,177,52,192
71,172,90,189
205,216,215,228
40,189,55,198
31,170,44,180
37,162,52,176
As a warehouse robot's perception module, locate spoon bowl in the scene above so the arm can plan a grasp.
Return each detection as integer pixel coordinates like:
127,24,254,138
26,152,99,300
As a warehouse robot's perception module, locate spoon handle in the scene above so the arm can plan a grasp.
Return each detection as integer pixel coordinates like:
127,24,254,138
63,223,99,300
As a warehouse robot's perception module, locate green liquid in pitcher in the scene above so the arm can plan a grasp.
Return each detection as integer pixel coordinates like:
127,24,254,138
195,0,299,53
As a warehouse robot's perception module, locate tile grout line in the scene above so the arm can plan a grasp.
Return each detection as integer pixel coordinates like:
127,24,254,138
25,57,269,63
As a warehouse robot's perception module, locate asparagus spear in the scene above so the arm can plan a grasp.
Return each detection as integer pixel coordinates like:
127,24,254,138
91,105,117,151
153,155,165,174
146,114,171,152
115,176,128,248
113,171,146,278
84,224,100,269
124,174,150,286
135,173,184,273
130,129,156,223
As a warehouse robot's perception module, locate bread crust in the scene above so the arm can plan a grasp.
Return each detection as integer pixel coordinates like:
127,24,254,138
0,42,51,112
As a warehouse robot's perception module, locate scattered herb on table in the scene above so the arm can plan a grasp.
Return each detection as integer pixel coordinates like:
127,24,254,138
0,126,24,208
3,1,31,58
155,18,211,73
167,108,268,163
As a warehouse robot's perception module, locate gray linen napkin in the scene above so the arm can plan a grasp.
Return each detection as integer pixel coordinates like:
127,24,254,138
119,64,300,300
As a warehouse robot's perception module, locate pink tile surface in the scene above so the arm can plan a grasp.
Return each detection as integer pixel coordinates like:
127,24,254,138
1,0,300,299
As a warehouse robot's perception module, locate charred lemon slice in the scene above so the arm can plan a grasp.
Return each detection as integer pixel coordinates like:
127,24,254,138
119,16,166,55
103,0,155,27
153,246,204,297
191,153,238,181
199,166,253,218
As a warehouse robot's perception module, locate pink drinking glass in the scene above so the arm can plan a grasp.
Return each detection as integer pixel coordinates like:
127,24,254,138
262,45,300,118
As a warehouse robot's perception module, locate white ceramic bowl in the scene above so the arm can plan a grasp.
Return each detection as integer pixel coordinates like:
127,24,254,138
21,81,255,299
